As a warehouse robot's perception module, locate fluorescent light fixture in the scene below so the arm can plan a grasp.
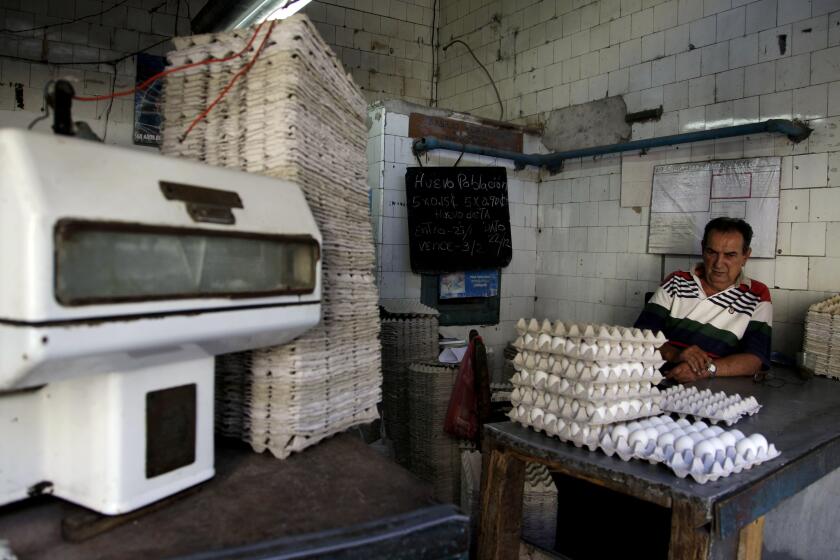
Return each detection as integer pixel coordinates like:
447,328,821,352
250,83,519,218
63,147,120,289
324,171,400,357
232,0,314,28
262,0,313,21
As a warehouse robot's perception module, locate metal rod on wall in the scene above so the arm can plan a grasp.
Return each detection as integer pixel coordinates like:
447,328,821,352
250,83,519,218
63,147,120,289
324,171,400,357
412,119,812,173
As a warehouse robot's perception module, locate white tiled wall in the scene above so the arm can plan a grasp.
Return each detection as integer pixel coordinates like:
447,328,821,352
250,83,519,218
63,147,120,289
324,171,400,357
303,0,436,106
368,103,542,379
0,0,203,147
436,0,840,356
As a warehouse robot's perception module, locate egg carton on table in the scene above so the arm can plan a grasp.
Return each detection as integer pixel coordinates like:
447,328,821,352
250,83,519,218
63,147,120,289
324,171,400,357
515,318,668,346
512,358,664,385
508,403,605,450
660,385,761,426
513,371,662,401
598,415,781,484
513,336,666,367
511,391,662,425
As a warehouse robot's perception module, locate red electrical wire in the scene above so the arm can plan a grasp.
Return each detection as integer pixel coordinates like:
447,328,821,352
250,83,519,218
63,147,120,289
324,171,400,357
178,20,275,142
73,22,267,102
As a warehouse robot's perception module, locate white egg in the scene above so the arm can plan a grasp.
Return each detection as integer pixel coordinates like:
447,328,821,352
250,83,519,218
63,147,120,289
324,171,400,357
655,423,670,435
718,432,737,448
626,421,642,431
657,432,676,447
611,425,630,442
701,428,718,439
709,426,725,436
689,432,705,443
676,418,691,428
628,429,649,448
669,428,686,438
694,440,716,458
736,437,756,458
707,437,726,453
729,429,746,441
692,421,708,431
674,435,695,453
645,427,659,441
748,433,768,453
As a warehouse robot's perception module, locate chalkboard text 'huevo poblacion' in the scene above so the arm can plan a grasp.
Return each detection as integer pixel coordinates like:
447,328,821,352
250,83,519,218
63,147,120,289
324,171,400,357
412,172,507,191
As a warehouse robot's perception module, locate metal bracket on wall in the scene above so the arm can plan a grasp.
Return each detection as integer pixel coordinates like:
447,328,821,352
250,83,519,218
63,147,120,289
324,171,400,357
412,119,812,175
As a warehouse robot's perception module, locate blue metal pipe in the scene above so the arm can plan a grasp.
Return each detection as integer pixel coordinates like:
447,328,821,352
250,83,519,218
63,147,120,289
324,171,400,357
412,119,811,173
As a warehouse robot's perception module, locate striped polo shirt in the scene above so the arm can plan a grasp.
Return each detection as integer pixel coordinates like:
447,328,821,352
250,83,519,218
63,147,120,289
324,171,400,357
634,266,773,369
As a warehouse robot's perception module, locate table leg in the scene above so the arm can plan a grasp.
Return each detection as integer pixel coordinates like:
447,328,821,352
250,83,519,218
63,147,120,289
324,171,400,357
477,443,526,560
736,516,765,560
669,499,711,560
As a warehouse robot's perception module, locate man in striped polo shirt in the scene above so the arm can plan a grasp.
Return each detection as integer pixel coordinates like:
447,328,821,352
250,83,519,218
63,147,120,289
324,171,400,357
634,217,772,384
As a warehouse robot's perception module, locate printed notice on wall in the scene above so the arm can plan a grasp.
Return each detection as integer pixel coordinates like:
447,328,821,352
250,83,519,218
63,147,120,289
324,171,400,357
439,269,500,299
647,157,780,258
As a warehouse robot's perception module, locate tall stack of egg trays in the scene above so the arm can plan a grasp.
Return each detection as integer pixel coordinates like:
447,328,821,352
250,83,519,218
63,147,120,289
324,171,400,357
510,318,668,450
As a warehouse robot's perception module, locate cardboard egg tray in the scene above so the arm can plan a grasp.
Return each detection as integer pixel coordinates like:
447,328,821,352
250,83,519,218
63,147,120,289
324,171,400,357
660,385,761,426
508,403,605,450
513,371,660,402
598,415,780,484
516,318,668,345
510,393,662,426
513,335,666,367
512,358,664,384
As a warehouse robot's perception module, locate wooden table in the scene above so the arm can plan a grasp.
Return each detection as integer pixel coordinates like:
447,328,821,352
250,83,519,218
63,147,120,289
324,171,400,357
0,433,469,559
477,368,840,559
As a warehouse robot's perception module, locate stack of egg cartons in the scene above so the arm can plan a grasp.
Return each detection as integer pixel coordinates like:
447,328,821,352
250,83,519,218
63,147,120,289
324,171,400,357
804,295,840,379
162,16,382,459
509,318,667,450
407,362,460,503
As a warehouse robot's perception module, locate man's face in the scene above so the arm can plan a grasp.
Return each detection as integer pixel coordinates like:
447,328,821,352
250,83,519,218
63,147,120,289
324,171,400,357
701,230,751,292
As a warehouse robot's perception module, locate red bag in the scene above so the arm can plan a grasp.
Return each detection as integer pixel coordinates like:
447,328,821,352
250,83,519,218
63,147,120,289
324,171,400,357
443,337,480,441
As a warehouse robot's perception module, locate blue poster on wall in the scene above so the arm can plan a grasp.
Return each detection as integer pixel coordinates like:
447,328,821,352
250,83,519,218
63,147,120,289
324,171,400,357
134,53,165,146
439,269,500,299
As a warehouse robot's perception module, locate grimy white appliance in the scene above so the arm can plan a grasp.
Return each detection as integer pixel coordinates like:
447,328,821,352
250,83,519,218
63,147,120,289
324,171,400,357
0,129,322,515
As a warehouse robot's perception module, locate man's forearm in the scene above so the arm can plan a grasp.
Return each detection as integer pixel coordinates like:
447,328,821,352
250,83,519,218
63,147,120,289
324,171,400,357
713,353,762,377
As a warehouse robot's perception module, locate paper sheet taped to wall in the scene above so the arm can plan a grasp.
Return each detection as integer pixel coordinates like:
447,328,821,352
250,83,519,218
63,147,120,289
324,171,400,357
647,157,780,258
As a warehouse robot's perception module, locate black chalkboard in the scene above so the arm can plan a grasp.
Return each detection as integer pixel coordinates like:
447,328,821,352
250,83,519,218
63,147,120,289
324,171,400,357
405,167,512,273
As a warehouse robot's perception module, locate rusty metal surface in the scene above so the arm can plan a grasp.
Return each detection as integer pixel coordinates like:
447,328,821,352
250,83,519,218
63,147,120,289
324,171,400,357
408,113,523,153
0,434,440,559
486,367,840,532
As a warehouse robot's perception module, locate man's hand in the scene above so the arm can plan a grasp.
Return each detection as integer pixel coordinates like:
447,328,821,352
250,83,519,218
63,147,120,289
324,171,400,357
677,345,711,374
666,362,704,383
